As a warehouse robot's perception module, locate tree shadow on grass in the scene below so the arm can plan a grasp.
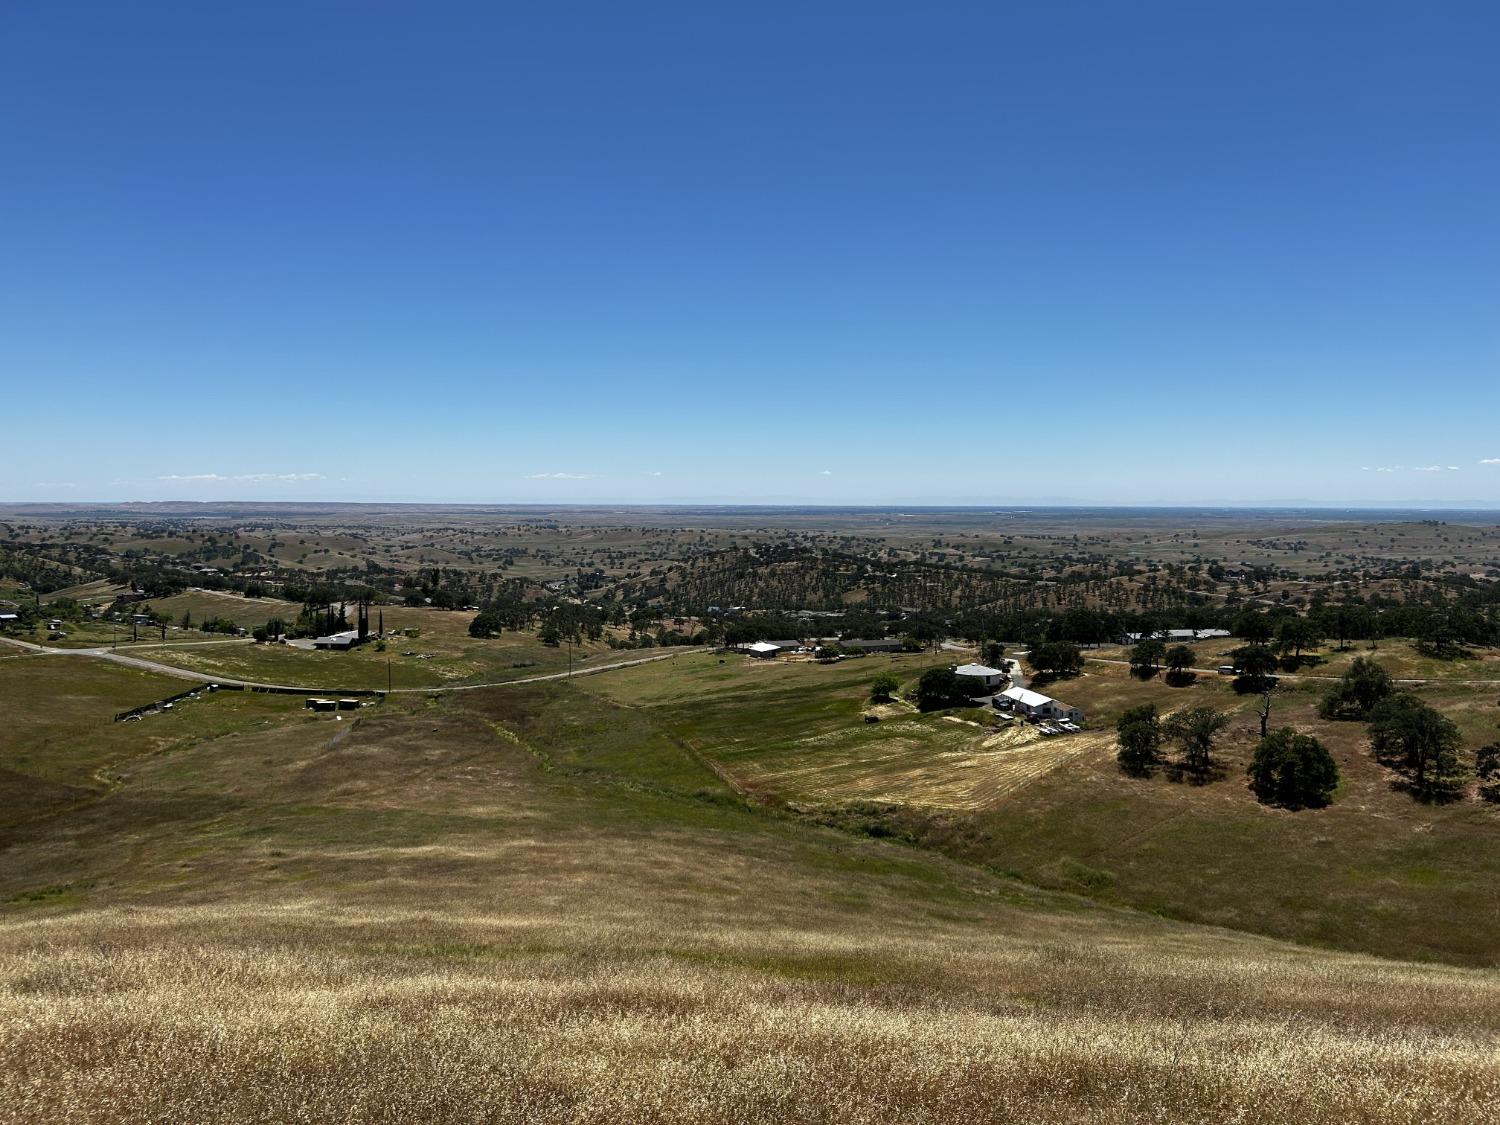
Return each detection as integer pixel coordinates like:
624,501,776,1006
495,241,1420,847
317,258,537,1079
1164,670,1197,688
1164,761,1228,787
1389,777,1468,805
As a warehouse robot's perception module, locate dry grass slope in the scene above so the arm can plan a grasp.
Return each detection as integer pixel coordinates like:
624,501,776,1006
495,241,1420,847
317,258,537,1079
2,656,1498,1121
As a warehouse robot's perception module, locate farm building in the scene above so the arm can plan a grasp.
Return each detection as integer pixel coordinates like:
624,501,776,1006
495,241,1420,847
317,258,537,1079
1117,628,1232,645
744,641,783,658
839,637,905,653
312,629,365,651
953,663,1007,692
996,685,1084,725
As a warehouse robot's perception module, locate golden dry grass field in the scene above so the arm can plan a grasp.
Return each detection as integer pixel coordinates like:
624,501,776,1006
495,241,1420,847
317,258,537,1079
2,650,1498,1121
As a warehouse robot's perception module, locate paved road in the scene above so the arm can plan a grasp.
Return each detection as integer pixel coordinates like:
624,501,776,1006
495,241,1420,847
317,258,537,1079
0,634,705,694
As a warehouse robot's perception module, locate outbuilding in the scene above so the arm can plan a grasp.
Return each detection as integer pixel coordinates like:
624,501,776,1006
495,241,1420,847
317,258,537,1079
953,663,1006,693
839,637,905,653
313,629,364,651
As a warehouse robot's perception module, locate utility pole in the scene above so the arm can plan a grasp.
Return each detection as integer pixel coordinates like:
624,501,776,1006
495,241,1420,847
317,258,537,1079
387,656,392,694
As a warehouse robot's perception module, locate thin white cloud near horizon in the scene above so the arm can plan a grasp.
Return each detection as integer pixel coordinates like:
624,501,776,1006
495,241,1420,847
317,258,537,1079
524,472,595,480
156,472,326,483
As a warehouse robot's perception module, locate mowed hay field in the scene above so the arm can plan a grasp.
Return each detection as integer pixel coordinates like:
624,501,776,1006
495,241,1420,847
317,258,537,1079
1,659,1498,1123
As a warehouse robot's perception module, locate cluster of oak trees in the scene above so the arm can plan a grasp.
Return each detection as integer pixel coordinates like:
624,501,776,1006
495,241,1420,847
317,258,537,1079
1117,702,1339,809
1117,654,1500,808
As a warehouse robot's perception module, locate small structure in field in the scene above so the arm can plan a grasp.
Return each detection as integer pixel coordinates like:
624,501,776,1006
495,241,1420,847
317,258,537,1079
953,662,1007,693
305,698,337,712
313,629,365,651
996,685,1084,725
744,641,784,658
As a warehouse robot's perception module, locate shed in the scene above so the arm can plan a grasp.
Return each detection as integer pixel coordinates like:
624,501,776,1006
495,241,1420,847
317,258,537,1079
953,663,1006,692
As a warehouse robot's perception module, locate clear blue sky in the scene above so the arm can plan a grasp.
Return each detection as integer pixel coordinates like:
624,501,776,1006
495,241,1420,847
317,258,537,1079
3,1,1497,506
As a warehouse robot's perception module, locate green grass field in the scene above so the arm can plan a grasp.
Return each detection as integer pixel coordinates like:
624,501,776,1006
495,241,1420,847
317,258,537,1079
1089,636,1500,683
587,651,1500,965
87,605,624,690
2,648,1499,1120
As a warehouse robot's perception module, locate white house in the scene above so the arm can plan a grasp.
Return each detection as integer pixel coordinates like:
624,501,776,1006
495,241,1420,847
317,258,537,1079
312,629,364,651
745,641,782,658
997,685,1084,725
953,663,1006,693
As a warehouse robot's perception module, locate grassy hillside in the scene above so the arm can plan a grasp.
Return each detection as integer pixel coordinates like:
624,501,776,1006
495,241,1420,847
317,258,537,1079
586,652,1500,965
2,653,1498,1121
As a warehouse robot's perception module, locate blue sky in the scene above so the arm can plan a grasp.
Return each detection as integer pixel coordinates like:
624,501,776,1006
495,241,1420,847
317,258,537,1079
2,1,1497,506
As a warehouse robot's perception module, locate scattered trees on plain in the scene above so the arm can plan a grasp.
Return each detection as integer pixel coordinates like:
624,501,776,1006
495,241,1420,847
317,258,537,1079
1164,644,1196,684
1368,693,1466,798
1129,638,1164,678
1248,729,1339,809
1476,743,1500,803
1164,706,1231,776
1275,617,1320,667
914,667,963,711
1318,657,1394,720
1028,641,1083,678
1116,704,1164,776
1231,644,1279,694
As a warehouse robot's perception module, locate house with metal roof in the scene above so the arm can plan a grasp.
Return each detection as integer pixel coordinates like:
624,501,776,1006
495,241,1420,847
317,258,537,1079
953,662,1006,692
839,637,906,653
996,685,1084,725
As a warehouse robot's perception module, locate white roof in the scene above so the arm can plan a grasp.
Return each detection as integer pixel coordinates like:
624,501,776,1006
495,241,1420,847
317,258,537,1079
746,641,781,653
1001,685,1055,708
954,663,1003,677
